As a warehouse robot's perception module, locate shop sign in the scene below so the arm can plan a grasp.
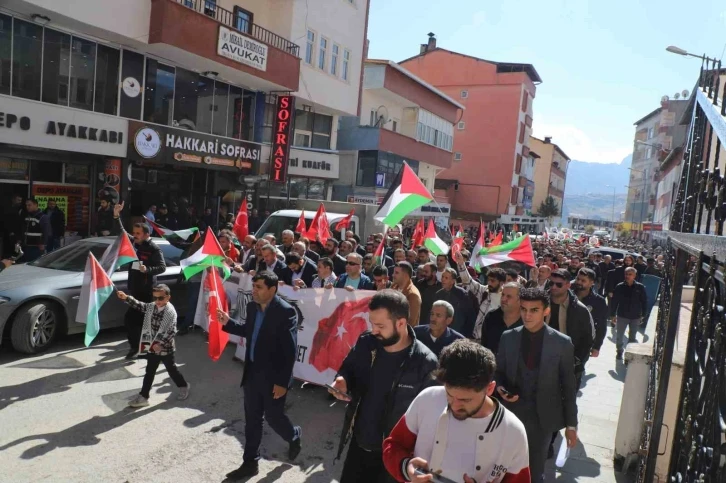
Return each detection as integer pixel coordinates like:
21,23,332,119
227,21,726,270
32,184,91,233
270,95,294,184
217,26,268,72
347,195,381,205
0,95,128,157
288,148,340,179
128,121,261,173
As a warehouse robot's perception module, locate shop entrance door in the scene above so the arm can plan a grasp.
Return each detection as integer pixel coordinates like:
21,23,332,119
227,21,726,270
0,182,29,256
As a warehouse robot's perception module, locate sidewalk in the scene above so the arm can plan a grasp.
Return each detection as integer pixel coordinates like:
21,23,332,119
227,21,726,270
544,323,634,482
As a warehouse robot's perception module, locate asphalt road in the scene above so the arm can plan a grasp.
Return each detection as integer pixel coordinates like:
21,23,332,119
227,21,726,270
0,329,348,483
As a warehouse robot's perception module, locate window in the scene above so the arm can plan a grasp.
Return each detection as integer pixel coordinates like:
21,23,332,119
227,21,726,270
144,59,175,125
305,30,315,65
0,14,11,95
31,160,63,182
261,94,275,143
416,109,453,151
342,49,350,81
461,90,468,98
233,6,253,34
94,45,120,115
457,121,465,130
518,122,525,144
392,120,398,132
12,19,43,100
318,37,328,70
369,109,376,126
356,150,377,186
204,0,217,17
229,86,254,141
119,50,144,120
293,109,332,149
521,90,528,112
454,152,462,161
195,75,214,133
69,37,96,111
211,81,229,136
331,44,339,76
64,163,90,184
42,28,71,106
312,114,332,149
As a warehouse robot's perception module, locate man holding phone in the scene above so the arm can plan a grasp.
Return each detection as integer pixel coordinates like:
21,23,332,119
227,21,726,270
113,201,166,360
383,340,530,483
495,287,578,482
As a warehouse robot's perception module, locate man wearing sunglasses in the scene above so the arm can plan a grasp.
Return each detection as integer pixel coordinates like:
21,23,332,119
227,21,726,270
335,253,374,291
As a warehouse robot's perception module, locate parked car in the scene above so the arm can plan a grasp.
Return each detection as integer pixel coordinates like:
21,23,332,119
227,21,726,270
0,237,188,354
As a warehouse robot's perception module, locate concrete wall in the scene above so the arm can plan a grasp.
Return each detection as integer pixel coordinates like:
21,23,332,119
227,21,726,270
360,85,407,132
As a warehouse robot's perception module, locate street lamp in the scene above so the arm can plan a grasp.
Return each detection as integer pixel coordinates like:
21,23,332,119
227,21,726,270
666,45,704,59
605,185,617,232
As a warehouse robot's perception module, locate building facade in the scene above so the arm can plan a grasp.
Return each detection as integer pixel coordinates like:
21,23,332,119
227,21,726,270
529,136,570,217
398,34,541,224
626,98,689,236
335,59,463,223
0,0,368,234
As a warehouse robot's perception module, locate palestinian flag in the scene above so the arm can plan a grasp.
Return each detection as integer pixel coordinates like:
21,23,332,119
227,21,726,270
181,229,230,280
373,238,386,267
471,222,487,272
76,253,114,346
475,234,536,268
423,219,449,256
99,231,138,277
145,216,198,242
374,162,433,227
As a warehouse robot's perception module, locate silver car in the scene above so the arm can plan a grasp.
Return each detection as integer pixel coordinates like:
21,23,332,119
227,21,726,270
0,237,189,354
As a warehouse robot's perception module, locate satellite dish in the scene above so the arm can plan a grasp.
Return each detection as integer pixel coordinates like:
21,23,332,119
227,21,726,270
682,89,690,98
674,92,681,100
375,105,389,127
661,95,669,106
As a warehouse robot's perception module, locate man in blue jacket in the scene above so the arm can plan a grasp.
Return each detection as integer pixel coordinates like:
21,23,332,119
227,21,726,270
217,271,302,479
335,253,375,290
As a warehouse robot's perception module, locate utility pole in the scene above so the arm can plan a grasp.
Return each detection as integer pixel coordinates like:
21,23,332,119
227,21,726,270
638,167,648,240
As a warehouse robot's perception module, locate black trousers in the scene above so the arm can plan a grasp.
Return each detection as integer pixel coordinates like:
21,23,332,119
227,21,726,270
242,366,299,463
140,353,187,399
340,437,394,483
124,308,144,352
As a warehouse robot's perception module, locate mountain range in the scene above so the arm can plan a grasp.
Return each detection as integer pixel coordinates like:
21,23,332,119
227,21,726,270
560,154,633,225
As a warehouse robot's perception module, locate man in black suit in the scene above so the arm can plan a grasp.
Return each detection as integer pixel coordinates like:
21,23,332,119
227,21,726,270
277,229,295,255
218,271,302,479
495,287,578,482
282,253,317,288
257,244,285,277
292,240,319,264
323,238,347,276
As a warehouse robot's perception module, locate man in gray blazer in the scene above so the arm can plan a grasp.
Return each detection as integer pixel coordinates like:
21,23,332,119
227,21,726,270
495,287,579,482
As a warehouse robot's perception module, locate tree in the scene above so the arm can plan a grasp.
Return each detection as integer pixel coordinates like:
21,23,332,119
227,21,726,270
536,196,560,223
584,225,596,234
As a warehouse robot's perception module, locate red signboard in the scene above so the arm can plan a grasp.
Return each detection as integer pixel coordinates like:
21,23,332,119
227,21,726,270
642,222,663,231
270,95,294,184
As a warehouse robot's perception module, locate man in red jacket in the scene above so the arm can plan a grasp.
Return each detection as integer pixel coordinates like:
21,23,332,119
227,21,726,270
383,340,530,482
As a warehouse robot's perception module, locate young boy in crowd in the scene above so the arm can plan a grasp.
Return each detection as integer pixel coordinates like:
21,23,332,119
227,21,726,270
117,284,190,407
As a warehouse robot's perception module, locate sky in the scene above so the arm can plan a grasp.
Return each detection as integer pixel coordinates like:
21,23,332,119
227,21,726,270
366,0,726,164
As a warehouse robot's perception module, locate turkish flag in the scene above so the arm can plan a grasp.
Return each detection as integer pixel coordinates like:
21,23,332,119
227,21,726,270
452,237,464,259
307,204,323,241
491,231,503,246
205,267,229,361
411,218,425,248
233,199,249,241
315,204,331,245
334,209,355,232
295,211,308,237
309,297,371,373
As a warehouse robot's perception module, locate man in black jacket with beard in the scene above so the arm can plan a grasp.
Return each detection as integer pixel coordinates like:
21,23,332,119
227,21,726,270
572,268,608,358
113,202,167,359
328,290,438,483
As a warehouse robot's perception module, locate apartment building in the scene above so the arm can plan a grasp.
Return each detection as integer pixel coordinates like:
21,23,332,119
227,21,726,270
529,136,570,217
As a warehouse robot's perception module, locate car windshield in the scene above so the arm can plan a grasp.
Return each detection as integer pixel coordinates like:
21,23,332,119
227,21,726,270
28,241,109,272
254,216,300,239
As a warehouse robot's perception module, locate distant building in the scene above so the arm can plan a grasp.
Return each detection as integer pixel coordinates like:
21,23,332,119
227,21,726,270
529,136,571,216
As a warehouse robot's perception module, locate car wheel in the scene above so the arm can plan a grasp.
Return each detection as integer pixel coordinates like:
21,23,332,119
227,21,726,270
10,301,62,354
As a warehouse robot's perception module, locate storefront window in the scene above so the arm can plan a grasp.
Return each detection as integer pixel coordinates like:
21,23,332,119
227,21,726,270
144,59,175,125
260,96,275,143
95,45,120,115
120,50,144,120
30,160,63,183
212,81,229,136
355,151,418,188
307,179,327,200
356,150,377,186
12,19,43,101
41,28,71,106
173,67,200,130
196,75,214,134
64,164,90,184
0,157,29,181
69,37,96,111
0,14,10,95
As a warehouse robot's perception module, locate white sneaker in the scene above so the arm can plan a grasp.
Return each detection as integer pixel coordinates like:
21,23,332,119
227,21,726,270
177,383,191,401
128,395,149,408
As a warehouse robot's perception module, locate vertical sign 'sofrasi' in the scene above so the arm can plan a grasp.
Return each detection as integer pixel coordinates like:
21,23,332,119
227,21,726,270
270,95,294,184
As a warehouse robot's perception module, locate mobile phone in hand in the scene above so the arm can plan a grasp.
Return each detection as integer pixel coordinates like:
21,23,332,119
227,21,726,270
500,386,518,398
324,383,351,400
414,468,458,483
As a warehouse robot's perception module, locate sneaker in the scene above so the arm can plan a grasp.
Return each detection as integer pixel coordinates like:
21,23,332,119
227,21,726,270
177,383,191,401
128,395,149,408
225,461,259,479
125,350,139,360
288,427,302,460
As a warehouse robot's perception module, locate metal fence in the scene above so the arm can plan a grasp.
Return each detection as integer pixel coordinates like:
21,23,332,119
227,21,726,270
174,0,301,58
636,59,726,482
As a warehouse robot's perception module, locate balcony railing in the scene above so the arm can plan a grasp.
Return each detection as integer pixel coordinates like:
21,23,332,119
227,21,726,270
175,0,300,58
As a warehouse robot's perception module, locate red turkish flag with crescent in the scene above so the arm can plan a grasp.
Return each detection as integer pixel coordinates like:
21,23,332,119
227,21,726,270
309,298,371,373
295,211,308,237
233,198,249,241
205,267,229,361
411,218,425,248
